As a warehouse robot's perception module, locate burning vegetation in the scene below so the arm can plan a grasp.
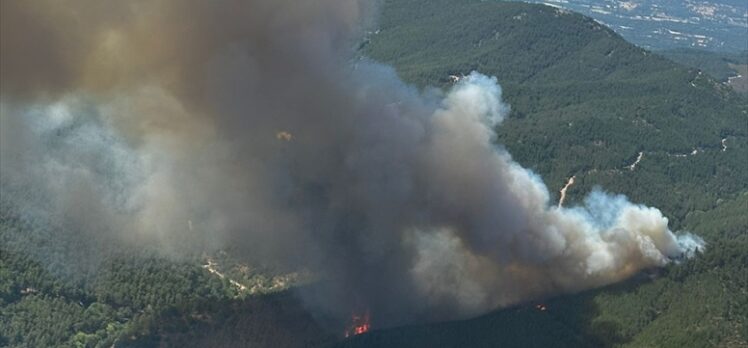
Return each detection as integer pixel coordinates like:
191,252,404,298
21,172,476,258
344,310,371,337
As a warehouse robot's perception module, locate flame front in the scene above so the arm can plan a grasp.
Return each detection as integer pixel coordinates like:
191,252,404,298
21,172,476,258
344,310,371,337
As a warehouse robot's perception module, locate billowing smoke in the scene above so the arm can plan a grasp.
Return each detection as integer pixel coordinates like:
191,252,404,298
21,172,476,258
1,0,702,327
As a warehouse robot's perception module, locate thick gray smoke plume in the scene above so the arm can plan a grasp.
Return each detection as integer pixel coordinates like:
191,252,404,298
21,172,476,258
1,0,702,326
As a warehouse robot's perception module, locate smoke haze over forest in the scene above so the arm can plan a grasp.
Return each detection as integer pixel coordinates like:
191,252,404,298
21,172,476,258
0,0,703,328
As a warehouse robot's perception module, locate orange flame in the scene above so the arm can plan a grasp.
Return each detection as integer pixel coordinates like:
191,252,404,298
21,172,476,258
344,310,371,337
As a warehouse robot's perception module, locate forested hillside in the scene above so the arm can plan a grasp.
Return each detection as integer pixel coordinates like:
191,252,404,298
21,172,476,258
658,48,748,94
0,212,320,347
1,0,746,347
339,0,748,346
659,49,748,82
362,0,747,225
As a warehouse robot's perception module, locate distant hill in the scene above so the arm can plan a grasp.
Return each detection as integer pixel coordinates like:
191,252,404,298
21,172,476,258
659,48,748,94
659,49,747,81
516,0,748,52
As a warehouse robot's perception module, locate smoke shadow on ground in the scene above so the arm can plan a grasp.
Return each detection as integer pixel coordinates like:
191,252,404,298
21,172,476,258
108,277,629,348
120,272,664,347
332,274,665,348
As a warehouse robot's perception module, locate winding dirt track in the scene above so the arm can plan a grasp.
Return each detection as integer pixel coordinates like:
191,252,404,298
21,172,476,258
203,258,248,291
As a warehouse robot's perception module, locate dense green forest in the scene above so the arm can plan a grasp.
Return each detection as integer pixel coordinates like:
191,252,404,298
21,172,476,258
658,48,747,82
658,48,748,95
1,0,746,347
361,0,748,226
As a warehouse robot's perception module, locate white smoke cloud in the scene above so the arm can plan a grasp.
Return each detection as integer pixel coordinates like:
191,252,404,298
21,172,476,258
402,74,704,316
